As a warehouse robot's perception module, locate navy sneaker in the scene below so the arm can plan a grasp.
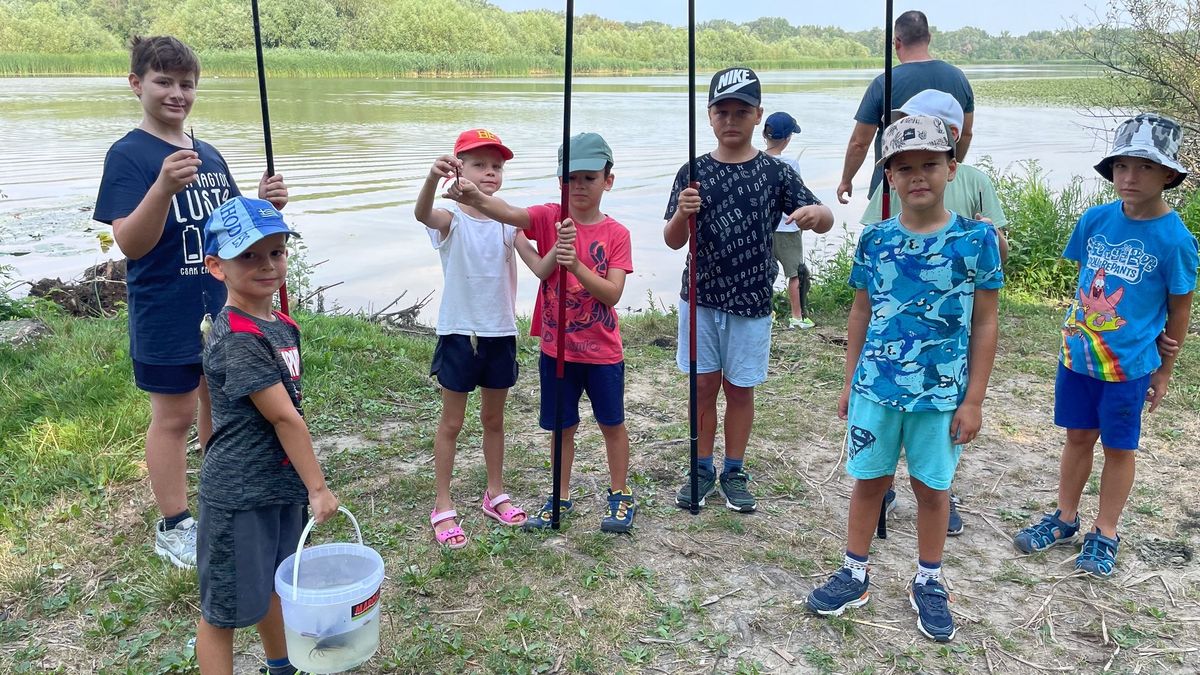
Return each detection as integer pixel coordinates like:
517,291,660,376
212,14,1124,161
675,465,717,510
1076,529,1120,578
806,568,870,616
1013,510,1080,553
883,488,898,515
600,488,636,533
947,494,964,537
909,578,956,642
523,494,575,530
719,469,757,513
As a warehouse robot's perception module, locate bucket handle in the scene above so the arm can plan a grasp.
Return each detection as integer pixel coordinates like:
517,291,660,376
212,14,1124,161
290,506,363,602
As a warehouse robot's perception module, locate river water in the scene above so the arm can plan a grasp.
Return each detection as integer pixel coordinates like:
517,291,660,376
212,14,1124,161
0,66,1110,317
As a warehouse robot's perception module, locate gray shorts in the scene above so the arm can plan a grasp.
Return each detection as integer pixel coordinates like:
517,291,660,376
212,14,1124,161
198,501,306,629
772,231,805,278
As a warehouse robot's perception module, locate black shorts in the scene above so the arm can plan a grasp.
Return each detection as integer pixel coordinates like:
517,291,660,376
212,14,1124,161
198,501,307,629
133,359,204,394
430,334,518,392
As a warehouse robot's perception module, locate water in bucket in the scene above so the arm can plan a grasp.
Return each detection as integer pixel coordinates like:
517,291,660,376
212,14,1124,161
276,508,384,675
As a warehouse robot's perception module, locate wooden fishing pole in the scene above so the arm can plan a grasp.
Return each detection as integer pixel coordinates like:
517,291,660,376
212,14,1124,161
876,0,894,541
687,0,700,515
250,0,288,315
551,0,575,530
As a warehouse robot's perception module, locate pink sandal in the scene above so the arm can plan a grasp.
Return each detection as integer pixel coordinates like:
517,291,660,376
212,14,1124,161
430,509,467,549
481,491,527,527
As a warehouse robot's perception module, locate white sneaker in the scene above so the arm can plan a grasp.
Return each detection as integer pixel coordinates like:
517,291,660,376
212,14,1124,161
788,317,816,330
155,517,198,569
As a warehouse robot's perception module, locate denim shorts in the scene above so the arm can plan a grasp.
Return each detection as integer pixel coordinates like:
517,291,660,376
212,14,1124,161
430,334,519,392
1054,362,1150,450
538,353,625,430
844,392,962,491
133,359,204,394
198,501,307,629
675,301,772,388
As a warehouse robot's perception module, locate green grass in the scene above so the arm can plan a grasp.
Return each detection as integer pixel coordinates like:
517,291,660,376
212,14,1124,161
972,75,1130,107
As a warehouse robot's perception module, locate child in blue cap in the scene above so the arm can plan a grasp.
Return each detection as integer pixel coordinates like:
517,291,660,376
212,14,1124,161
196,196,338,675
762,111,814,330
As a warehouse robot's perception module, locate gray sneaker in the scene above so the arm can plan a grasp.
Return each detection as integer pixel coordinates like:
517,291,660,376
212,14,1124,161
155,517,198,569
719,469,757,513
675,465,717,510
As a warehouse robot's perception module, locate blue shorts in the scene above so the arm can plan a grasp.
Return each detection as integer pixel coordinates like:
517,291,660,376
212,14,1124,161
198,501,306,629
676,301,772,388
133,359,203,395
845,392,962,491
430,334,518,392
538,353,624,430
1054,363,1149,450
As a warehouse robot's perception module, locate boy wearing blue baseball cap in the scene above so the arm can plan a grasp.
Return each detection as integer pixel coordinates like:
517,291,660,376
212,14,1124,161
1012,113,1197,578
196,196,339,675
762,111,815,330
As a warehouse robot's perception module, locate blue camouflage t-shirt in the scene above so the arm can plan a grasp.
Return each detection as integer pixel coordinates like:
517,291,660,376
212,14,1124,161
95,129,240,365
849,212,1003,412
1060,200,1199,382
665,151,820,318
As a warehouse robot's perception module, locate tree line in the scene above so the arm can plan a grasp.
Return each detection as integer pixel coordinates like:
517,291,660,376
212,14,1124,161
1,0,1089,65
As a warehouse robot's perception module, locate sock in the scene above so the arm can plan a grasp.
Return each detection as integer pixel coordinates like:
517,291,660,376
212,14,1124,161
723,457,744,475
163,509,191,530
698,455,714,474
844,551,868,583
915,559,942,586
266,657,297,675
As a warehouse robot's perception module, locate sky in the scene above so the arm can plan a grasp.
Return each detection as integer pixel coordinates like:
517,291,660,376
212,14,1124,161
489,1,1103,35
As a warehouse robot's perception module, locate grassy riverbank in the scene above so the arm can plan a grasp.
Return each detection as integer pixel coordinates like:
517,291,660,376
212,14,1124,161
2,297,1199,673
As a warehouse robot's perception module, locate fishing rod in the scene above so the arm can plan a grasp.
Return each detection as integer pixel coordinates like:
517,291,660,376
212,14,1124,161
551,0,575,530
250,0,288,315
876,0,894,541
686,0,699,516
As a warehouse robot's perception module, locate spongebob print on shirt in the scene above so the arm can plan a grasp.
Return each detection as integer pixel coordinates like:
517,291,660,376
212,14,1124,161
1060,200,1199,383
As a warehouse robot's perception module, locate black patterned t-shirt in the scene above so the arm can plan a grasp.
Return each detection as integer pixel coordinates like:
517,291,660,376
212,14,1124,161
665,152,820,318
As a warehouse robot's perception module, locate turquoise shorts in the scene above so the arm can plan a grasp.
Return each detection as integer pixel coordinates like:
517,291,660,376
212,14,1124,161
676,301,772,387
845,392,962,490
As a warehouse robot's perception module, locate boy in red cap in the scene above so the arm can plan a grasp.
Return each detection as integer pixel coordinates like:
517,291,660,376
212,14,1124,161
415,129,529,548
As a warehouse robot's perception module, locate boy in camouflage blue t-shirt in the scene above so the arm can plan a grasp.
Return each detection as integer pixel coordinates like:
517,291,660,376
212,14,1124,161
807,116,1003,643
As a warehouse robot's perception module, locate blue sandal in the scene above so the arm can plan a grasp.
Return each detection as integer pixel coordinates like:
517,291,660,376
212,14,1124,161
523,494,574,530
600,488,636,533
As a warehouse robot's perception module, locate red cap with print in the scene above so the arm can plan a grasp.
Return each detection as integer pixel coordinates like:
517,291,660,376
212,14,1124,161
453,128,514,160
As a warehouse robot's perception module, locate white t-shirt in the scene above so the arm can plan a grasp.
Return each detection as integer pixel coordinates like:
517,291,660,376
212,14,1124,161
772,155,804,233
427,205,518,337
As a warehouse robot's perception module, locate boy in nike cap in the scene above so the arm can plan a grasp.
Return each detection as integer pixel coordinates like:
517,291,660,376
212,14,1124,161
197,195,339,675
665,66,833,513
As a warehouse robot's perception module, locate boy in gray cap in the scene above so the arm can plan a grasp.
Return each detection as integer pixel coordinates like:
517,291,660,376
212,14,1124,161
1013,114,1197,578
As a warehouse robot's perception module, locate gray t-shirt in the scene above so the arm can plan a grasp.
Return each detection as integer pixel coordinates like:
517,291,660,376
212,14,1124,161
201,306,308,510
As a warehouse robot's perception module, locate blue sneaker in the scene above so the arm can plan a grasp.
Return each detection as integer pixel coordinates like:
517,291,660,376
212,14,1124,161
523,494,575,530
600,488,636,533
1076,530,1120,578
947,494,964,537
1013,510,1080,554
806,568,870,616
909,578,956,642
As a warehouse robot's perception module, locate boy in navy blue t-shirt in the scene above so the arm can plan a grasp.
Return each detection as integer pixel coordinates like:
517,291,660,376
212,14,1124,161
93,36,289,569
1013,114,1197,578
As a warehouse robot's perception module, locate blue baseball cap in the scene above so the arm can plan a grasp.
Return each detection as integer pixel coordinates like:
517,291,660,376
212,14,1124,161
203,196,299,259
764,112,801,139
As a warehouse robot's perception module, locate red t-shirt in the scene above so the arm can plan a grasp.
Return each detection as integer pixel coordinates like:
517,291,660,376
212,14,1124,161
526,203,633,364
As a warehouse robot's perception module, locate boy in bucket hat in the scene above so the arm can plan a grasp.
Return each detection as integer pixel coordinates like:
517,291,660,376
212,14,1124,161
807,115,1003,643
446,132,638,534
1012,114,1197,578
196,196,339,675
665,67,833,514
762,111,816,330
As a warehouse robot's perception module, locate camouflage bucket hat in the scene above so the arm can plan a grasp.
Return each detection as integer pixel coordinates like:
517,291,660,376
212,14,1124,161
1095,113,1188,189
876,114,954,167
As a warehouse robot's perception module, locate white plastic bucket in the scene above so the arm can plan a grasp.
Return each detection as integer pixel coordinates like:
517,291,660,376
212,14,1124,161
274,507,384,674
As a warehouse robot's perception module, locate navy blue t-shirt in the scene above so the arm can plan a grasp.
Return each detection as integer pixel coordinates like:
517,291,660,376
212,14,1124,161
854,60,974,194
665,152,820,318
95,129,240,365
